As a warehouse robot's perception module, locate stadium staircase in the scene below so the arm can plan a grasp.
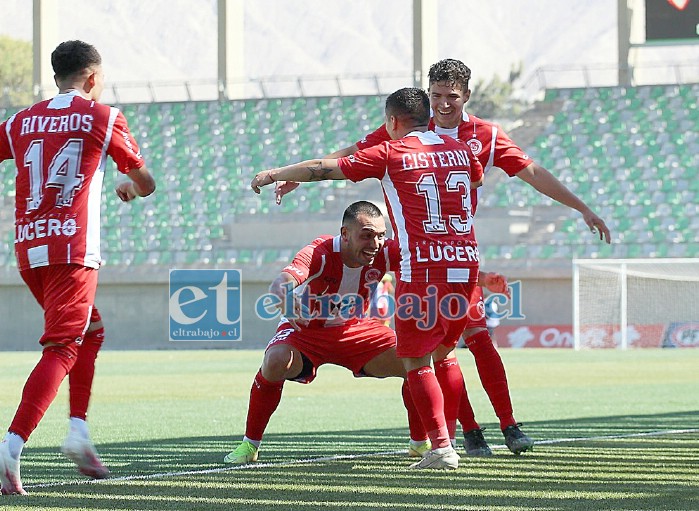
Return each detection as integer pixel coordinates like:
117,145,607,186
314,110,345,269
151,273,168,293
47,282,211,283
0,84,696,271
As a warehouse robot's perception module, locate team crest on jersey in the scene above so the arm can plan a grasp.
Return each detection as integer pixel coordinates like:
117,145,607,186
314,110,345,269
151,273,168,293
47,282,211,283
365,268,382,283
467,138,483,155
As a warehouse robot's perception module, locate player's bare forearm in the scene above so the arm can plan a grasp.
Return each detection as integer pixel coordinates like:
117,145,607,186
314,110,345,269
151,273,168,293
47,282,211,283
274,145,356,205
298,161,339,181
129,165,156,197
516,163,587,211
516,163,611,243
269,272,298,303
116,165,155,202
251,159,346,193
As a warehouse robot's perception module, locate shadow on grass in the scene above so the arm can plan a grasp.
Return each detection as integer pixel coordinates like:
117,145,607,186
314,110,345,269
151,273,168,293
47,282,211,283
3,410,698,511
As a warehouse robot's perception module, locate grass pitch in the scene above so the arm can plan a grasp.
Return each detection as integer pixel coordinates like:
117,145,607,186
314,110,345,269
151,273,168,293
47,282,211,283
0,348,697,510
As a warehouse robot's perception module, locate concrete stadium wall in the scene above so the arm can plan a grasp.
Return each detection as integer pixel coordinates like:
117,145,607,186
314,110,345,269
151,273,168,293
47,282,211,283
0,266,278,351
0,264,574,351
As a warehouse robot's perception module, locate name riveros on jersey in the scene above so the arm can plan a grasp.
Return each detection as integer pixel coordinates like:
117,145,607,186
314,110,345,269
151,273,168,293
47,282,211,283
19,114,94,136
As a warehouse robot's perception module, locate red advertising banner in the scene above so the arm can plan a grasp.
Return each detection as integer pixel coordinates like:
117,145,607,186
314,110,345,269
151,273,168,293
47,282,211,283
495,325,575,348
494,323,698,348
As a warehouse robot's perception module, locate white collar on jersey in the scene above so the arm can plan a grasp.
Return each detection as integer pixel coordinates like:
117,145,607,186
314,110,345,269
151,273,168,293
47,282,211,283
406,130,445,145
48,90,82,110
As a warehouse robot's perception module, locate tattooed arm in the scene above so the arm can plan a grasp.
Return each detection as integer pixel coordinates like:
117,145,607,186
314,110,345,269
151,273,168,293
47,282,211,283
251,159,346,193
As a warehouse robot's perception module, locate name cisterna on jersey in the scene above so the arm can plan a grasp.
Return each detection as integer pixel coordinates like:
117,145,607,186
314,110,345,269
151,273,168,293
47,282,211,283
415,242,479,263
401,149,472,171
19,114,94,136
15,218,78,243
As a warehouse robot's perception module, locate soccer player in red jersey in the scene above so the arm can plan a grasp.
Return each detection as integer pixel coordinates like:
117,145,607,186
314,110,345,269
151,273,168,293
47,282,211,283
252,88,484,469
224,201,425,464
0,40,155,494
224,201,509,465
275,58,611,457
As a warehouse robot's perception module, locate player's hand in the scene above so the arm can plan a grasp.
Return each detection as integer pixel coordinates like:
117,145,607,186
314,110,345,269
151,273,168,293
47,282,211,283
583,211,611,244
284,296,312,331
115,182,137,202
251,170,275,194
291,295,312,329
274,181,300,205
482,272,511,298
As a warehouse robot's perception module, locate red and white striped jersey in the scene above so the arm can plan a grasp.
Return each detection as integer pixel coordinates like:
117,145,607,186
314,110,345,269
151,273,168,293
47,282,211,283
0,91,144,270
339,131,483,284
282,235,400,328
356,112,532,214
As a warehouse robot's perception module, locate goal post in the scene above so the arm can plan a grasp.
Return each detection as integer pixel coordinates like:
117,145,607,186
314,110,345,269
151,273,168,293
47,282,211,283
573,258,699,350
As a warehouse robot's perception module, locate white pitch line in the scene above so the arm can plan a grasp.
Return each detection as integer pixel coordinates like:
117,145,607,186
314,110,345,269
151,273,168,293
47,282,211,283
24,428,699,490
24,450,405,490
515,428,699,447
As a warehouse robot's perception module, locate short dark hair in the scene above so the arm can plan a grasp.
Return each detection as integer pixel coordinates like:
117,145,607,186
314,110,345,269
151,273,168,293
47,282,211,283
428,59,471,91
342,201,383,226
51,40,102,79
385,87,430,127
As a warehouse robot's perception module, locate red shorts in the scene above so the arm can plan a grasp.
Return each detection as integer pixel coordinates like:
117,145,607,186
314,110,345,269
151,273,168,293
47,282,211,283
20,264,98,346
394,281,477,358
266,319,396,384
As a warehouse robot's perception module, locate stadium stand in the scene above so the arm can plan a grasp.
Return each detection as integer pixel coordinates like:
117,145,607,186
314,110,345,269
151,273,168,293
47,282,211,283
0,84,697,268
479,83,699,262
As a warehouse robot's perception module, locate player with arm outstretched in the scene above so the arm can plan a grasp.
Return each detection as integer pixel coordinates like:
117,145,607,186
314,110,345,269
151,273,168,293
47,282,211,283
253,88,486,470
273,58,611,456
0,40,155,495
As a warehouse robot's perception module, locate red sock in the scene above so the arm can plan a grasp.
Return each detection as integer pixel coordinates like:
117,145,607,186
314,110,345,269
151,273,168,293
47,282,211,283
69,326,105,420
401,380,427,442
244,369,285,442
10,344,78,441
466,330,516,429
433,358,464,440
406,366,450,449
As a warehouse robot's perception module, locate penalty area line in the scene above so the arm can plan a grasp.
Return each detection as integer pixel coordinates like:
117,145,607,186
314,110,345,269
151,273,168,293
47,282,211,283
25,428,699,490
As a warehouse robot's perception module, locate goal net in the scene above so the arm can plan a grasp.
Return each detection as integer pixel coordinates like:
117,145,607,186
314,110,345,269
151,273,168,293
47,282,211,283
573,258,699,349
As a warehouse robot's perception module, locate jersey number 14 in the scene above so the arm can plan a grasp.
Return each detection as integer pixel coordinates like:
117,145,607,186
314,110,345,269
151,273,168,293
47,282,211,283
24,138,85,212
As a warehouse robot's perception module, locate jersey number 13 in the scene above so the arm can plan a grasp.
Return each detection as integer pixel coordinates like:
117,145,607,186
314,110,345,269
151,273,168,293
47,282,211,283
416,171,474,235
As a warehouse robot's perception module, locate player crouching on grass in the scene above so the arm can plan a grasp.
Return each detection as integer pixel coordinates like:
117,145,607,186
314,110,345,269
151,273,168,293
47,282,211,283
224,201,433,466
224,201,509,469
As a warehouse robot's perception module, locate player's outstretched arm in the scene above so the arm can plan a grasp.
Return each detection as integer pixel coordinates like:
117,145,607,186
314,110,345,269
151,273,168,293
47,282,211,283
251,159,346,194
515,162,611,243
116,165,156,202
273,144,359,205
478,271,511,298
